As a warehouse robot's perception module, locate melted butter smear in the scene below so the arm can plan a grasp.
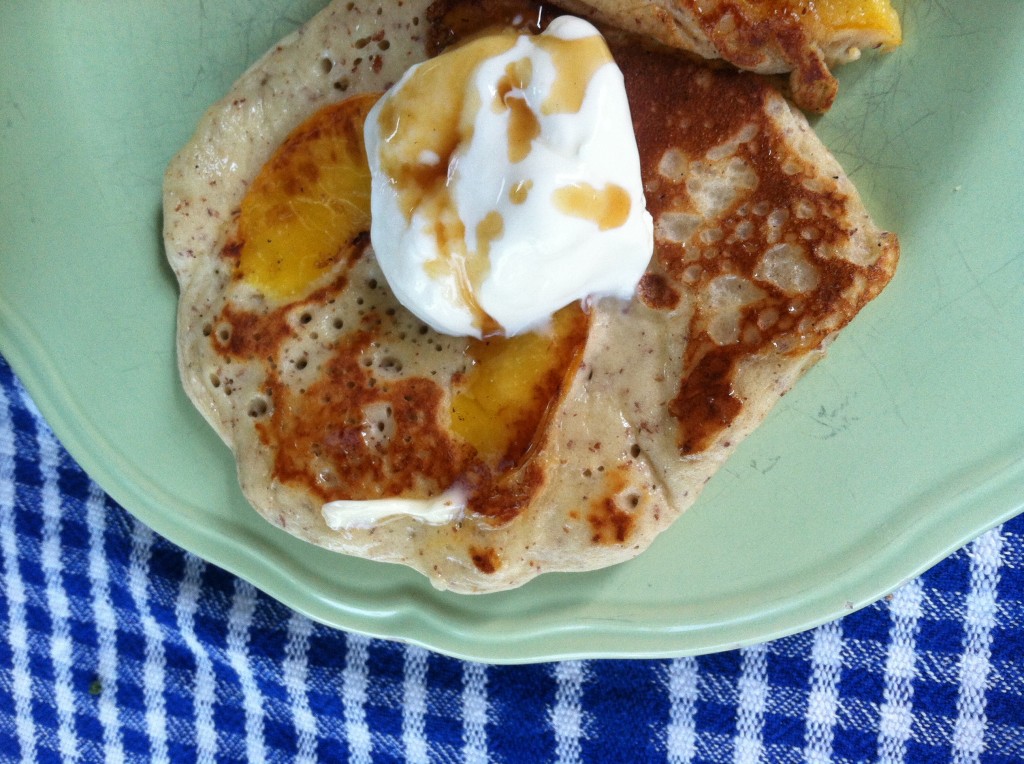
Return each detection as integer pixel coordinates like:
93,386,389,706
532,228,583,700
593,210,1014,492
235,94,378,301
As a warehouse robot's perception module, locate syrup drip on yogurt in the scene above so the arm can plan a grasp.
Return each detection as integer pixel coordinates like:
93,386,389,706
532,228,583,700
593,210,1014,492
365,15,652,338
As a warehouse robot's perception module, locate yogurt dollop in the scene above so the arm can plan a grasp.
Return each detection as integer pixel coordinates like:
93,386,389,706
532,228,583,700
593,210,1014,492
363,15,653,338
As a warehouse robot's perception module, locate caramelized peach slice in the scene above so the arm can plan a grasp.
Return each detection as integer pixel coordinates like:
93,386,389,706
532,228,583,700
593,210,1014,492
451,304,589,465
235,93,378,301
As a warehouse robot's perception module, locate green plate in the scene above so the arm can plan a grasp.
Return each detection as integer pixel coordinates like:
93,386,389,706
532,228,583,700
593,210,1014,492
2,2,1022,663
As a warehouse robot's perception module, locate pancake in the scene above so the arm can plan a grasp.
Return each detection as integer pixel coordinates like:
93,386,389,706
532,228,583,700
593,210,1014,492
553,0,902,111
163,0,898,593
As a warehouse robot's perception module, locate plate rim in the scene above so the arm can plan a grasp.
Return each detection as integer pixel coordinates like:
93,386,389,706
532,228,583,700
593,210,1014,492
3,312,1023,663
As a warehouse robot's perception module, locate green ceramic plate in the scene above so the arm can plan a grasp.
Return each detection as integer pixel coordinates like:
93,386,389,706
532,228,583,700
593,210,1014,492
2,2,1022,663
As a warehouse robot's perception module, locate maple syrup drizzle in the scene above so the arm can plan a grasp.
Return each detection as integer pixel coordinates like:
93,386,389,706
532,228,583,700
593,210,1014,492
375,19,614,335
551,182,631,231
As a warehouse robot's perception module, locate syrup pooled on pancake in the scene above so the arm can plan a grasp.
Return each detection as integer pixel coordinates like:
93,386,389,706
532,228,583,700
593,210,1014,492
163,0,898,592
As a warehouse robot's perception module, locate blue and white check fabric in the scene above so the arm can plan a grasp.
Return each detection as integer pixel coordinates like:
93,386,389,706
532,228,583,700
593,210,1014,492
1,353,1023,764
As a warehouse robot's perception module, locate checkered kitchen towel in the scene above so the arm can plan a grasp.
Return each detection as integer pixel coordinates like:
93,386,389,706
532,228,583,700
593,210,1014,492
1,353,1023,764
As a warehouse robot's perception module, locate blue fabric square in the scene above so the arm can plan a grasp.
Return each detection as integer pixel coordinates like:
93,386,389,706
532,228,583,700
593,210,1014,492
2,351,1024,763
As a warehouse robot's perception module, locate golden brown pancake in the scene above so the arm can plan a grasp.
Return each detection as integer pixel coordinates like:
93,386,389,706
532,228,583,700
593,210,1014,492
162,0,898,593
553,0,901,111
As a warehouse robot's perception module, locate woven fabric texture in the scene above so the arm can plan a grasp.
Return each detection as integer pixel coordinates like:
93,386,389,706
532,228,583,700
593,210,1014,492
1,355,1023,764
